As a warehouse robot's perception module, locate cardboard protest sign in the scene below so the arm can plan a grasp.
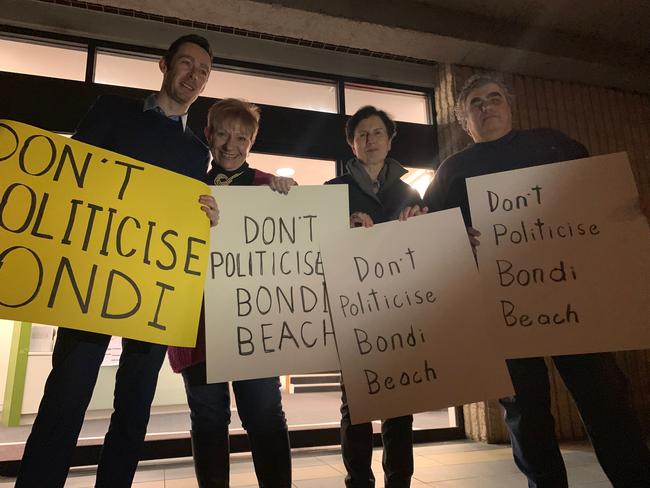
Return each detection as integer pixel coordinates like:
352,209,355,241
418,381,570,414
320,209,513,424
467,152,650,358
204,185,348,382
0,120,209,346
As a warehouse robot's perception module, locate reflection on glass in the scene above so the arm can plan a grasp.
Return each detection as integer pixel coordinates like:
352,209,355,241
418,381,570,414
345,84,429,124
94,54,338,114
0,37,86,81
402,166,434,198
94,51,160,90
204,70,337,113
248,153,336,185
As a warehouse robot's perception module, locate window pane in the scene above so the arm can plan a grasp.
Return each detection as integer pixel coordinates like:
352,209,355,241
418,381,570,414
94,54,338,114
204,69,337,113
94,51,160,90
0,38,86,81
247,153,336,185
345,84,429,124
402,166,434,198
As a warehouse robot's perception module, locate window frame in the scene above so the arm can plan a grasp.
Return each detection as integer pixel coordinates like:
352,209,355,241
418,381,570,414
0,24,436,131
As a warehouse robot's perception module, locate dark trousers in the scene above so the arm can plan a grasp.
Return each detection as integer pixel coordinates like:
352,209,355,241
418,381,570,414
500,353,650,488
181,362,288,434
340,384,413,488
181,362,291,487
16,328,167,488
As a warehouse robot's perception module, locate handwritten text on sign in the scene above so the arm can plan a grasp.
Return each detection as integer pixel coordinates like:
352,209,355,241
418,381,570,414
204,185,349,382
0,120,209,346
321,210,513,424
467,152,650,358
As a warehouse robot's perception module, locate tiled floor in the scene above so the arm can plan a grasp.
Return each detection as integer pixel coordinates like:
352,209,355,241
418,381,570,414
0,440,612,487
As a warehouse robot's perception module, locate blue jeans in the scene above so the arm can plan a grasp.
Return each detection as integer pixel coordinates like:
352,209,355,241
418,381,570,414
180,362,287,435
500,353,650,488
16,328,167,488
340,384,413,488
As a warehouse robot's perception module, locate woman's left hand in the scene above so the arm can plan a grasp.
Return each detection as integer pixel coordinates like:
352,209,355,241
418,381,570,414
399,205,429,221
199,195,219,227
269,176,298,194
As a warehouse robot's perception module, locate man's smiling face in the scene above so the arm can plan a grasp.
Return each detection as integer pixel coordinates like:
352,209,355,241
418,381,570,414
159,42,211,108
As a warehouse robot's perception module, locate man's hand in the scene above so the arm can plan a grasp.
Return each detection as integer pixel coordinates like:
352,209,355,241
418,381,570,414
269,176,297,194
199,195,219,227
350,212,374,228
399,205,429,221
466,226,480,256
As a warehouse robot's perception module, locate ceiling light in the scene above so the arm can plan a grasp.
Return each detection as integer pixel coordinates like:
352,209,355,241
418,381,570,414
276,167,295,177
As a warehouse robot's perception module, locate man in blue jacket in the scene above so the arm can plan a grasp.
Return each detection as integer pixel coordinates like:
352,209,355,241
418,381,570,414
17,34,216,488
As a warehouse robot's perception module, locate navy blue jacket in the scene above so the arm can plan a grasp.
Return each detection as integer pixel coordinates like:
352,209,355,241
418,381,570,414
73,94,210,182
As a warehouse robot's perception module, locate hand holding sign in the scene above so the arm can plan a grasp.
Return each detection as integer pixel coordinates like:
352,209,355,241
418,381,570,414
199,195,219,227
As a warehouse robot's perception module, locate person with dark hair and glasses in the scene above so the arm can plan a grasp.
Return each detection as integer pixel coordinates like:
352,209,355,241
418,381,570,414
424,73,650,488
326,105,426,488
16,34,217,488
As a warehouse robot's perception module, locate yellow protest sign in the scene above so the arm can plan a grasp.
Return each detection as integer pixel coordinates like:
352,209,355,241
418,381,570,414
0,120,209,346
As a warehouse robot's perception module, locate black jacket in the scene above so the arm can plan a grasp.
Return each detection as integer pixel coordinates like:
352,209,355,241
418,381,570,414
424,129,588,226
326,158,422,223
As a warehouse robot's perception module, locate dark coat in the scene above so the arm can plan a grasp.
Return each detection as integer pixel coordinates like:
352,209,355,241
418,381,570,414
326,158,422,223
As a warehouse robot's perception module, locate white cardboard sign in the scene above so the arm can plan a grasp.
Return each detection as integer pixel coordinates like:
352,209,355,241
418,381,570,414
467,152,650,358
205,185,349,382
320,209,513,424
